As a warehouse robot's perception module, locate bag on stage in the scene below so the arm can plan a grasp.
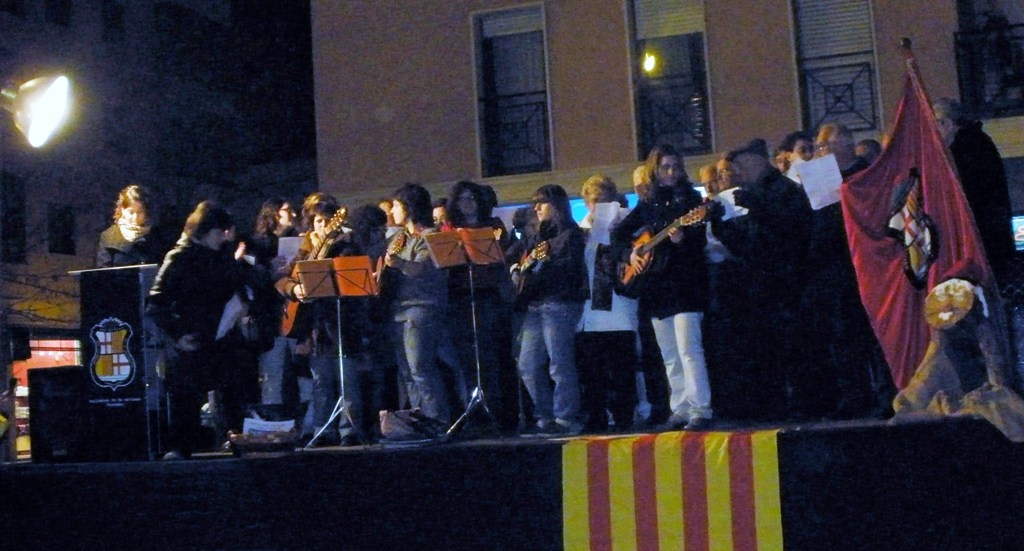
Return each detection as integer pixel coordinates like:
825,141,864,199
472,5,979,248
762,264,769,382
379,408,446,442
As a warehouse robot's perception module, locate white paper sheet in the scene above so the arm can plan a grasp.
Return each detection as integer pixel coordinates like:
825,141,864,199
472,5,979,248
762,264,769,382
277,236,302,261
795,154,844,210
216,293,247,340
713,187,749,221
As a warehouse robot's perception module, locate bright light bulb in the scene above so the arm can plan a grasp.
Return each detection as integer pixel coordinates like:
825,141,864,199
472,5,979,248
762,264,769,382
643,53,657,73
26,76,70,148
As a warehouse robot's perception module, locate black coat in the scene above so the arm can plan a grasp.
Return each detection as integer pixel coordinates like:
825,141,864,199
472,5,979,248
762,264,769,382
711,167,812,308
950,121,1015,279
95,224,167,268
612,183,708,319
506,218,587,307
146,238,250,345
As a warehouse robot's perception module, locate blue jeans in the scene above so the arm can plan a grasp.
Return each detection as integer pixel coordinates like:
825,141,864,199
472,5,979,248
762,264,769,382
308,352,362,438
517,301,584,424
258,336,297,405
392,305,452,423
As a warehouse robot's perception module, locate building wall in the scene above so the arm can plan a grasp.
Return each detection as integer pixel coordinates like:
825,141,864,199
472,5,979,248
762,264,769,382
312,0,978,206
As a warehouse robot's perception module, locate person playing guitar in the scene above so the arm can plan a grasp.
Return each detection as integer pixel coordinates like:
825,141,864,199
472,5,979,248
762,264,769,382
380,183,455,434
274,192,365,446
611,144,713,432
504,184,588,437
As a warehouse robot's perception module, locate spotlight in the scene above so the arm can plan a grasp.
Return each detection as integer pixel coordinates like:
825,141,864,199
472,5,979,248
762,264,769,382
1,75,71,148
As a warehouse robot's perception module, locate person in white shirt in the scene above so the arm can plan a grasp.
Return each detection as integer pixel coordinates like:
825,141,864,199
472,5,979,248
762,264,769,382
575,175,640,433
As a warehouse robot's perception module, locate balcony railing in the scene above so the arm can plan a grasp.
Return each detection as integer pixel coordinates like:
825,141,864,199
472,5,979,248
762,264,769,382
479,91,550,178
801,59,878,133
636,76,710,158
955,23,1024,118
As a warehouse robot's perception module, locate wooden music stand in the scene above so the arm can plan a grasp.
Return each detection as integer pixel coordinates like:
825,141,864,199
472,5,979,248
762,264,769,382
424,229,504,439
297,255,376,449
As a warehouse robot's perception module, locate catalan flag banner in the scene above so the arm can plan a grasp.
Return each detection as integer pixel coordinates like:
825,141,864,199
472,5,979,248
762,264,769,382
563,430,782,551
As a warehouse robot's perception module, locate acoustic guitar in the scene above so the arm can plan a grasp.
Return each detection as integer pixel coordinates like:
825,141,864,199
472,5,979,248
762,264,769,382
280,208,347,338
618,204,708,292
374,231,408,309
514,240,549,297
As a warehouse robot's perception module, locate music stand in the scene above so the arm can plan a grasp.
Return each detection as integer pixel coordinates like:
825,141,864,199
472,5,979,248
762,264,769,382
297,256,377,449
424,228,504,439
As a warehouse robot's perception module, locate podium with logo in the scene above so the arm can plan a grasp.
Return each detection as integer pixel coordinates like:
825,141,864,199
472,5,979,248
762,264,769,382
51,264,166,462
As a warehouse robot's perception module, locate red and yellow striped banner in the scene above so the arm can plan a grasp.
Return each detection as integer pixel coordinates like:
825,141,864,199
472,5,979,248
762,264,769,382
563,430,782,551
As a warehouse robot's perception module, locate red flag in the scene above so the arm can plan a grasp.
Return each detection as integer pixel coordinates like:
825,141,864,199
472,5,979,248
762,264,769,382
841,46,993,389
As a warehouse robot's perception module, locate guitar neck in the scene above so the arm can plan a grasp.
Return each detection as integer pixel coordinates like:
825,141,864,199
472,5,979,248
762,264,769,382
639,219,683,254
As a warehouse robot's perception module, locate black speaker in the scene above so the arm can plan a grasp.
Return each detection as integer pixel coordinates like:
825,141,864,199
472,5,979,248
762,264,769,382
28,366,90,463
9,327,30,361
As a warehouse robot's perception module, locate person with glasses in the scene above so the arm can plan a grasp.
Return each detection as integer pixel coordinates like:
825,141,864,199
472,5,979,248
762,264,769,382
710,139,812,422
803,122,889,420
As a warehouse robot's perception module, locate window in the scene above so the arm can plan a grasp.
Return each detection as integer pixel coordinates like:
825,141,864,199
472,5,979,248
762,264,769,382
45,0,72,27
793,0,879,132
631,0,711,159
474,6,551,177
1,172,26,263
47,204,75,255
102,0,126,43
954,2,1024,118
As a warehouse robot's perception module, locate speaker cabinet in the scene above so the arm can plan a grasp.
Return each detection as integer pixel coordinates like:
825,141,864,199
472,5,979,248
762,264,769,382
28,367,90,463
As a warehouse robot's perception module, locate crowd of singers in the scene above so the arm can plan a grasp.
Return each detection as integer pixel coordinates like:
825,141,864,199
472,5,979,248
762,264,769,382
100,109,1012,459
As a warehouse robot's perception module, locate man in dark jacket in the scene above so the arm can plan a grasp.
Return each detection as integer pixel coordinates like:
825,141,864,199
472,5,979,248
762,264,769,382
147,201,249,459
711,139,813,421
934,98,1016,284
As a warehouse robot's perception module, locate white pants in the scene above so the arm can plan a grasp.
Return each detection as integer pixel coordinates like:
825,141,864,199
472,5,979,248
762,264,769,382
650,312,712,418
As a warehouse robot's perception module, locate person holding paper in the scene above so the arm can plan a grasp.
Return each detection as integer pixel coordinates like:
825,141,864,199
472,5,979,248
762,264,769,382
575,175,639,433
146,201,252,460
247,198,302,415
710,139,813,422
612,144,712,432
801,123,890,420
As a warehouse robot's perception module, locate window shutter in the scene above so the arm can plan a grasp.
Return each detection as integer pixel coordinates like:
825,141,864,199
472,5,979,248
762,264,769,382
795,0,873,59
480,6,542,38
634,0,705,39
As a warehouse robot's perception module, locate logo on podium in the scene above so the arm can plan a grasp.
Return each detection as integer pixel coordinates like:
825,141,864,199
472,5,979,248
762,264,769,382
88,317,137,390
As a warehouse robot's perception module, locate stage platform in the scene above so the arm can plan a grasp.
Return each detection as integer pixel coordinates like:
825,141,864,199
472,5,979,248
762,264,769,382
4,417,1024,550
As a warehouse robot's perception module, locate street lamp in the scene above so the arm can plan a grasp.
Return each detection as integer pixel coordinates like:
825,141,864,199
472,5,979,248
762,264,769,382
1,75,71,148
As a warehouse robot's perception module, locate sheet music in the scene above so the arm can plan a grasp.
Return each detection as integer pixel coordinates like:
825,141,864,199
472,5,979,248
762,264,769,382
713,188,749,221
460,227,503,265
277,236,302,261
795,153,844,210
332,256,378,296
216,292,247,340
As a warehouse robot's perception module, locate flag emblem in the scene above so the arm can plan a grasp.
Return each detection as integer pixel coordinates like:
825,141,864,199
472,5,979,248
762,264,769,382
88,317,137,390
887,167,939,288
